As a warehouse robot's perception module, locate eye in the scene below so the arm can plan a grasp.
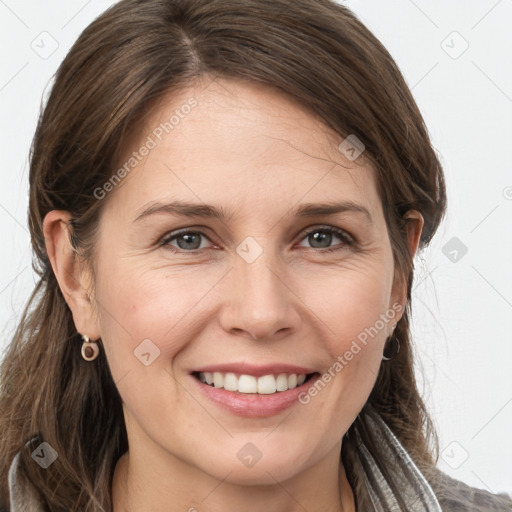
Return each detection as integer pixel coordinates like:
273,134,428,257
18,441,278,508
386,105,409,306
159,226,354,254
296,226,353,252
160,229,214,252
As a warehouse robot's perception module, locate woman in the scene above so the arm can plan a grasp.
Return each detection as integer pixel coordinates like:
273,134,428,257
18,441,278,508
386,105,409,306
0,0,510,510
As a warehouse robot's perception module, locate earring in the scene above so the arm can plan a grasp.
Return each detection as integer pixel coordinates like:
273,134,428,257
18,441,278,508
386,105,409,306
81,334,99,361
382,324,400,361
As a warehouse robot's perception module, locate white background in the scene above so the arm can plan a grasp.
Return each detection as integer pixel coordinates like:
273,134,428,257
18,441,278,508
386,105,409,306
0,0,511,496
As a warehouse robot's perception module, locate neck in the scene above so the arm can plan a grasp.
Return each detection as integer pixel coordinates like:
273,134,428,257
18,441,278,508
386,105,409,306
112,447,355,512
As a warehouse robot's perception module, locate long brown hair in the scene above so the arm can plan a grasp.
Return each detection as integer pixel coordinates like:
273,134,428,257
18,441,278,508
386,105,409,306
0,0,447,509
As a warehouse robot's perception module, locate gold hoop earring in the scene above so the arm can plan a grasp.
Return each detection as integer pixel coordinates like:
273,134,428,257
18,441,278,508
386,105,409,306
81,334,99,361
382,324,400,361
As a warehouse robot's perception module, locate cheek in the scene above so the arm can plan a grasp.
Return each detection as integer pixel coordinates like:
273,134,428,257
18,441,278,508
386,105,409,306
93,263,212,366
304,261,394,349
299,260,395,405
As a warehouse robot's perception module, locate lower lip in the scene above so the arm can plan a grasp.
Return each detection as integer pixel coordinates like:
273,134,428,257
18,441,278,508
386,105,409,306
190,373,321,418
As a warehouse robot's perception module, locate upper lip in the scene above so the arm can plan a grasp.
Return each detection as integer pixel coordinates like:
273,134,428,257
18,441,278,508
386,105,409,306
192,362,317,377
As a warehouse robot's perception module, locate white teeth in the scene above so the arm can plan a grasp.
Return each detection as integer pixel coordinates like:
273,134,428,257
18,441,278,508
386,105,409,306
223,372,238,392
197,371,310,394
257,375,277,394
213,372,224,388
276,374,288,392
238,374,257,393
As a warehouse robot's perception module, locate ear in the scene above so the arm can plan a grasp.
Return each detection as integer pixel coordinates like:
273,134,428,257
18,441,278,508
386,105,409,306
390,209,424,325
403,209,424,260
42,210,101,341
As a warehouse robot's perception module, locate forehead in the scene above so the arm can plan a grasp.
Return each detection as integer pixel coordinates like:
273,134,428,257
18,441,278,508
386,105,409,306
105,78,383,224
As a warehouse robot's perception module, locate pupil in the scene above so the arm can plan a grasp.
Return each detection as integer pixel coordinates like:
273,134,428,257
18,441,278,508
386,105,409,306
178,233,200,250
311,231,331,248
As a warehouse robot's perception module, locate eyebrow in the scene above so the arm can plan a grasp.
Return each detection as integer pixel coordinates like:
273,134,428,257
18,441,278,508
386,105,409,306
133,200,373,224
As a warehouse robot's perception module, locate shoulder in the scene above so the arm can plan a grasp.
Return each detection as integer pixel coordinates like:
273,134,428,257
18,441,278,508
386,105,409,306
429,468,512,511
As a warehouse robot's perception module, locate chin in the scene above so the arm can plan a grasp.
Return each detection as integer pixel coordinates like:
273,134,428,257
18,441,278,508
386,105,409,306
195,442,313,486
208,462,303,486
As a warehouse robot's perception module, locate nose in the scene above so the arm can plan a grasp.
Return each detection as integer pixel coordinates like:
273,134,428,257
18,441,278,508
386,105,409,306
218,249,302,341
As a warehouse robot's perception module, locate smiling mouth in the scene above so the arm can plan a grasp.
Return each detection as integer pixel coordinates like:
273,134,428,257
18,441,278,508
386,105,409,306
191,371,319,395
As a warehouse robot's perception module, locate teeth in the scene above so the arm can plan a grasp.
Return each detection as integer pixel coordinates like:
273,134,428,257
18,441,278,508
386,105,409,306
223,373,238,392
239,374,257,393
257,375,276,394
276,374,288,391
197,372,310,394
213,372,224,388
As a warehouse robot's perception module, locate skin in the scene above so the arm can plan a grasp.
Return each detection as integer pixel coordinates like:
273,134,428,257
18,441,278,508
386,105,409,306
44,77,423,512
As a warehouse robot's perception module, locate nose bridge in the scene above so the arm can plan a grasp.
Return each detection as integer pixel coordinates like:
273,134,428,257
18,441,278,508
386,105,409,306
220,238,299,340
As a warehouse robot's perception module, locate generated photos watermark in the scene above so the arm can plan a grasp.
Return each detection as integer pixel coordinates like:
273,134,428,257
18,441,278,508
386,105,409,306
298,302,402,405
93,97,198,200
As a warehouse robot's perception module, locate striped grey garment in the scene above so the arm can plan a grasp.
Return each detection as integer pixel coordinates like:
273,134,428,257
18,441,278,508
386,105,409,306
6,417,512,511
7,446,46,512
352,407,512,511
354,410,442,511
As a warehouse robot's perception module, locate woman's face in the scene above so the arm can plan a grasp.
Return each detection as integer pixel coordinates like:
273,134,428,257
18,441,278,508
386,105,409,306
73,78,416,484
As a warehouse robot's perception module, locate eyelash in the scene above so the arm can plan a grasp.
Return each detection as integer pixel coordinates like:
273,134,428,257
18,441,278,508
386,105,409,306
159,226,354,254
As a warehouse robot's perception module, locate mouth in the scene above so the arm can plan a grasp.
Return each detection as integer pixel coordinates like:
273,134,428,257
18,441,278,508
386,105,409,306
191,371,319,395
189,368,322,418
